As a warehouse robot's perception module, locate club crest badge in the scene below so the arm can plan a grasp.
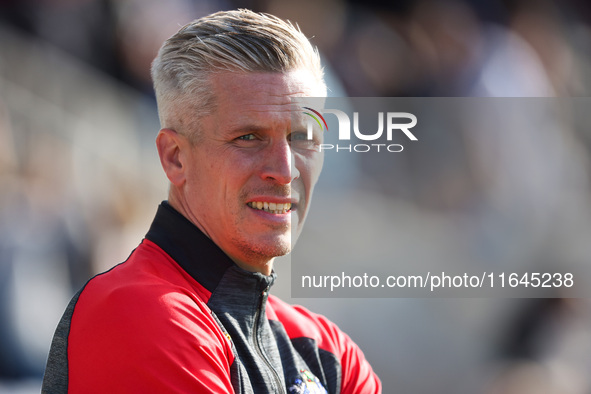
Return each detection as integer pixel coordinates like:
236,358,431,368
288,369,327,394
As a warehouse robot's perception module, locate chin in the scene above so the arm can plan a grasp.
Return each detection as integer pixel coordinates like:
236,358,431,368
239,235,292,261
259,236,292,257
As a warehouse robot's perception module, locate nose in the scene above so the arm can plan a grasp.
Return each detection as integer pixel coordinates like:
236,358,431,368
260,138,300,184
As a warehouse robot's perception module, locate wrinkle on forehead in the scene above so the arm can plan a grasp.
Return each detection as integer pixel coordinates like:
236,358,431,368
204,70,325,134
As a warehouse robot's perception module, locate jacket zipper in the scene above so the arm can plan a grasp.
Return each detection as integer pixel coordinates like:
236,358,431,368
253,286,286,394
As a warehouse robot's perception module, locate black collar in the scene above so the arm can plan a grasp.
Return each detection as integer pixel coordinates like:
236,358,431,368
145,201,238,293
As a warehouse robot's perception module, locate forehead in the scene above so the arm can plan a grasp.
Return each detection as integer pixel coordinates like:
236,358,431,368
210,70,325,120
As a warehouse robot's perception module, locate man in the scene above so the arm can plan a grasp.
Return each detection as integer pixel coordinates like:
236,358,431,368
42,9,381,393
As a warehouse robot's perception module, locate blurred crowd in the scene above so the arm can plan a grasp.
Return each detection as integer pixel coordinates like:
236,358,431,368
1,0,591,392
3,0,591,96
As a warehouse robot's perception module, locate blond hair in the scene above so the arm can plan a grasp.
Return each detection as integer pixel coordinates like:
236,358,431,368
151,9,325,139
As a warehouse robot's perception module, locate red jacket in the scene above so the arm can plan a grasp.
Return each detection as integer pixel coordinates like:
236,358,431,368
42,202,381,393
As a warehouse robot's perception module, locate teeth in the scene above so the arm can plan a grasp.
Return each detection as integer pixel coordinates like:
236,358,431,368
248,201,292,214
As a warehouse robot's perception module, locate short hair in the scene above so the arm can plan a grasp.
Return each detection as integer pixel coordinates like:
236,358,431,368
151,9,325,140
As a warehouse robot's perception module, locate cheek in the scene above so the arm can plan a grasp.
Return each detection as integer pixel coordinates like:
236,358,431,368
293,159,322,213
185,158,223,204
313,152,324,181
301,153,324,189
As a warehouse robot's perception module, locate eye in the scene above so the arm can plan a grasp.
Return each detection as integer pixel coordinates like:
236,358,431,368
237,134,256,141
289,131,319,151
289,132,308,141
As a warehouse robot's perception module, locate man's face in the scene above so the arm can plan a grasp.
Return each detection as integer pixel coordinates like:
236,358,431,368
179,70,324,270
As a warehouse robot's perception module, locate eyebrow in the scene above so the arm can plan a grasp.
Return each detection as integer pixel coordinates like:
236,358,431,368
229,125,271,135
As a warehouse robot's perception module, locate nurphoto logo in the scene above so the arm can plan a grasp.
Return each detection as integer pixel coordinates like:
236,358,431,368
303,107,329,132
304,108,418,153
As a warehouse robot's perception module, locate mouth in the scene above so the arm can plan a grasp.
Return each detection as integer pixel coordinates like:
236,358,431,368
247,201,293,214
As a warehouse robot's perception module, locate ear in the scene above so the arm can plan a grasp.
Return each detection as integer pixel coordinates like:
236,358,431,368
156,128,186,186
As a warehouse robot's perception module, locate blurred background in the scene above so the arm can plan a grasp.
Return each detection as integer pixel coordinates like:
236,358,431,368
1,0,591,392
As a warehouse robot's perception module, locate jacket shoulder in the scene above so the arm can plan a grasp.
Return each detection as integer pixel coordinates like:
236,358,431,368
63,240,234,392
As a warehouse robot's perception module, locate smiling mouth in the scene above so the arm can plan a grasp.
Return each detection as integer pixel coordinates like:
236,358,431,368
247,201,292,214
